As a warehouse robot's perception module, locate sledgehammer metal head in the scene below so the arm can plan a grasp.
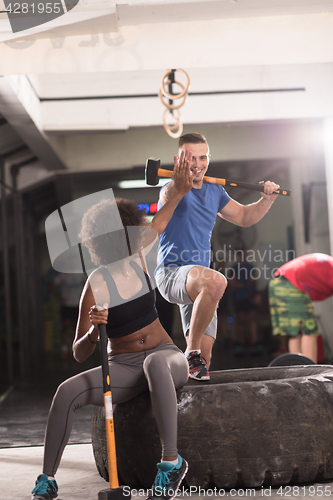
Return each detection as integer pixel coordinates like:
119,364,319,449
145,158,161,186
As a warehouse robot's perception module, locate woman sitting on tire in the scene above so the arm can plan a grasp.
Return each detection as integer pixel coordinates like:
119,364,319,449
31,155,193,500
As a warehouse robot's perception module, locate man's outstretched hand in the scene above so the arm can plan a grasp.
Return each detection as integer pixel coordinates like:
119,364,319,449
173,149,194,196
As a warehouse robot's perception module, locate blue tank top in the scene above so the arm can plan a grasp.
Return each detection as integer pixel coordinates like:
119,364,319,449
99,261,158,338
156,183,231,275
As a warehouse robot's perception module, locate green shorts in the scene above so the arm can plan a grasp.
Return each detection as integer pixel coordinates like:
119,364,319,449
268,277,318,337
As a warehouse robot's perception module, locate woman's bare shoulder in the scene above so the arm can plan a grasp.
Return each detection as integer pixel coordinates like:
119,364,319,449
85,268,110,307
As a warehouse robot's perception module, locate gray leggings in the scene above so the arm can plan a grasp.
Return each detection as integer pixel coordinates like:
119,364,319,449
43,343,189,476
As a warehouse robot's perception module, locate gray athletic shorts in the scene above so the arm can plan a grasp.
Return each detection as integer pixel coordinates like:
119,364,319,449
156,265,217,339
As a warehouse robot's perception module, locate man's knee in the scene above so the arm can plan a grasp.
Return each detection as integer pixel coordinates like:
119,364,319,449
203,272,227,302
186,267,227,303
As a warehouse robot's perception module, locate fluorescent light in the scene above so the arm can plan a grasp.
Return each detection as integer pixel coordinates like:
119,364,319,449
118,178,170,189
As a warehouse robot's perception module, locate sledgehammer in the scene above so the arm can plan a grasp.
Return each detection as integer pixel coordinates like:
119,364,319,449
145,158,291,196
98,322,130,500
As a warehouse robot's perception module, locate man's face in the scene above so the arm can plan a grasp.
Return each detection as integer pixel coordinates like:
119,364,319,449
178,142,210,184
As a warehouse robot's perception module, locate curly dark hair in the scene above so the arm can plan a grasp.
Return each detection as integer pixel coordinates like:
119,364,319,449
79,197,148,266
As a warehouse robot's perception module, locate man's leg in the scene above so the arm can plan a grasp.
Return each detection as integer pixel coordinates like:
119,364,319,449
269,277,303,359
157,265,226,380
288,290,318,363
288,334,301,354
301,334,318,363
182,266,226,379
185,265,227,356
181,304,217,368
200,334,215,368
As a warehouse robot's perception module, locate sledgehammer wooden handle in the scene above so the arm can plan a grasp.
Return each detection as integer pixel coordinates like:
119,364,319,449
158,168,291,196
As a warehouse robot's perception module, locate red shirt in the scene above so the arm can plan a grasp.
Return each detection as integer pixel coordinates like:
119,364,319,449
274,253,333,301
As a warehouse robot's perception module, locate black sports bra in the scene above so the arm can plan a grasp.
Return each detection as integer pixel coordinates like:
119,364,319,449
98,261,158,339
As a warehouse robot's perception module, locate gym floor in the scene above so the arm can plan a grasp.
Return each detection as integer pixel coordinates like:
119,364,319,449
0,337,329,500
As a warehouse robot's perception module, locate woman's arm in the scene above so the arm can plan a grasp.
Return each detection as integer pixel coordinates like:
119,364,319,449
72,278,108,363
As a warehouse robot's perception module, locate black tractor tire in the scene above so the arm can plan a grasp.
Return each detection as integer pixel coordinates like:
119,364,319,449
92,365,333,489
268,352,315,367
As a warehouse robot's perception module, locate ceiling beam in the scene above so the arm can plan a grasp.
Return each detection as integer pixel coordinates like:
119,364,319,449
0,76,66,169
39,64,333,132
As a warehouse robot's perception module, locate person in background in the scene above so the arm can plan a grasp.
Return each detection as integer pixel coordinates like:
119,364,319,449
269,253,333,363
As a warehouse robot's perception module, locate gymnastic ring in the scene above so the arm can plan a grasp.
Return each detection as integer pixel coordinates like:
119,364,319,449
163,108,180,129
164,124,183,139
160,78,185,103
158,87,187,110
163,109,183,138
160,69,190,100
164,123,183,139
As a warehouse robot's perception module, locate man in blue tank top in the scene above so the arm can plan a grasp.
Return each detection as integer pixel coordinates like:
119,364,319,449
156,133,280,380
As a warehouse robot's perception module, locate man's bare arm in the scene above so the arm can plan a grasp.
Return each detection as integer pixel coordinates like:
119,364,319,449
218,180,280,227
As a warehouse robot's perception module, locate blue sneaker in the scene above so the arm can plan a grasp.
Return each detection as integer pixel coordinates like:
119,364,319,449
31,474,58,500
147,454,188,500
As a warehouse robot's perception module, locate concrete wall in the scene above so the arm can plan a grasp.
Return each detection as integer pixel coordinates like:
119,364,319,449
47,120,325,170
